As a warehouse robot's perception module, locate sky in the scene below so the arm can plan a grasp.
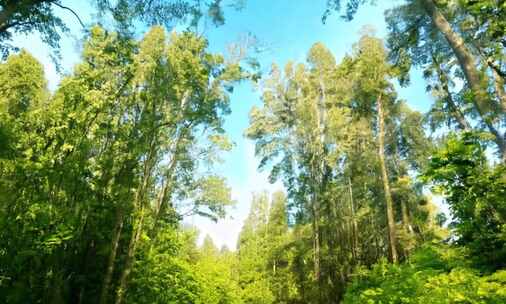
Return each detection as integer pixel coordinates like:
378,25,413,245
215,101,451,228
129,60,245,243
11,0,438,250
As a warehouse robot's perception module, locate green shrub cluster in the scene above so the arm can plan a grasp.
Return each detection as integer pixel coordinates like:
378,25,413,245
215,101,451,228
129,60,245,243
343,244,506,304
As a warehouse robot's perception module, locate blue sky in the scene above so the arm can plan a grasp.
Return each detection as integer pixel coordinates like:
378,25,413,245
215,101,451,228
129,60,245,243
12,0,436,250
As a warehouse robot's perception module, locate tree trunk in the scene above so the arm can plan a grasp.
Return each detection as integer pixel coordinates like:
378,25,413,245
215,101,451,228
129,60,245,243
114,144,156,304
432,55,471,131
99,207,124,304
421,0,486,108
444,87,471,131
115,206,145,304
491,66,506,112
310,78,327,286
400,199,412,233
421,0,506,159
472,43,506,112
348,177,358,261
152,128,187,228
377,93,398,263
152,97,192,229
312,193,321,282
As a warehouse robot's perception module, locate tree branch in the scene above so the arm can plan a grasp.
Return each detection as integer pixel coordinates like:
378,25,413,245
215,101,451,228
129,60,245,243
51,1,85,28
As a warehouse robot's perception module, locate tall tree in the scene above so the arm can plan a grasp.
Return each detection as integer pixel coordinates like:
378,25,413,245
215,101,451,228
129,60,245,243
265,191,292,303
237,192,274,304
0,24,240,304
326,0,506,160
247,38,432,301
350,34,401,263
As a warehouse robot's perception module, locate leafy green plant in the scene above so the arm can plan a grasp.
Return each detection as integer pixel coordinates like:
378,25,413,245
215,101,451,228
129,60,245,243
424,132,506,269
344,244,506,304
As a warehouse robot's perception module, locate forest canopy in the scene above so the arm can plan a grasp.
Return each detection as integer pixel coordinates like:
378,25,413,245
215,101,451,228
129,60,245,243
0,0,505,303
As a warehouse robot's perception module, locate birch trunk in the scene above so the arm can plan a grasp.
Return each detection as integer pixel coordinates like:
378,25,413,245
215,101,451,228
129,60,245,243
348,177,358,260
377,93,398,263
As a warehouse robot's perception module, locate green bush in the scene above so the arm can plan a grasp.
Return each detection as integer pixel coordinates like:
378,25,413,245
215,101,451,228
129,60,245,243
343,244,506,304
424,133,506,269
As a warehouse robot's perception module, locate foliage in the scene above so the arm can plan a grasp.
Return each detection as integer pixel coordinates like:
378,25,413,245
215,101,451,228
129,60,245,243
424,132,506,269
246,34,437,302
1,1,506,303
343,244,506,304
193,236,243,304
0,0,243,57
237,192,275,304
127,229,201,304
0,25,240,303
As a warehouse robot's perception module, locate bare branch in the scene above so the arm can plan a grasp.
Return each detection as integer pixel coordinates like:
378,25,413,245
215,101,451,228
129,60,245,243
51,1,85,28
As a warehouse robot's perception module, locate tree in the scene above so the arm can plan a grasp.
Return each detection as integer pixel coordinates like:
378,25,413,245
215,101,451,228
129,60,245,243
326,0,506,160
0,49,47,160
265,191,296,304
193,235,242,304
246,43,344,298
419,0,506,158
425,132,506,268
106,26,240,304
349,34,401,262
0,24,240,304
0,49,47,115
0,0,242,57
237,192,274,304
247,36,434,302
126,227,201,304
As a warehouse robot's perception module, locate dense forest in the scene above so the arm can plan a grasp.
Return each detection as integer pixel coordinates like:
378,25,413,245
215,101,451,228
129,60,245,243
0,0,505,303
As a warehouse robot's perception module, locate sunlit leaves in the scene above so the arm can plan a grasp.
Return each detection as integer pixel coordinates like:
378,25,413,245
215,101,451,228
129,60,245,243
0,25,240,303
